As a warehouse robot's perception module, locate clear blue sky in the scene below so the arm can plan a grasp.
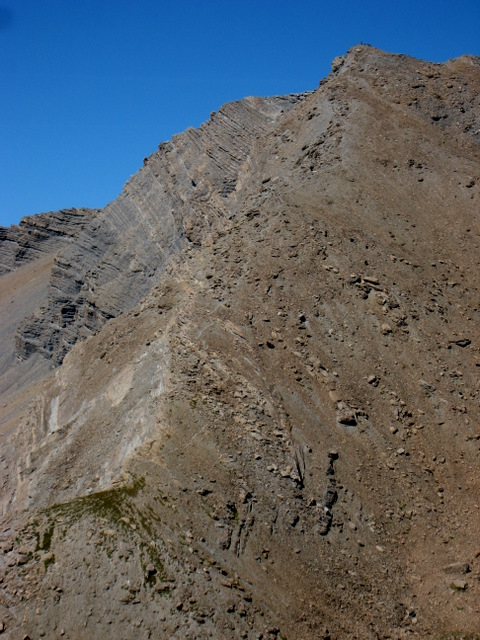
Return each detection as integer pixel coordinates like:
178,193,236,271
1,0,479,227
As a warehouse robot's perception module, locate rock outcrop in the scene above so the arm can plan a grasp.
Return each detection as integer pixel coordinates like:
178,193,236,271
15,95,306,365
0,208,96,275
0,45,479,640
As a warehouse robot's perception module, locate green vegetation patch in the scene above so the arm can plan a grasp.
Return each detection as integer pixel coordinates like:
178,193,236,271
37,523,55,551
21,476,170,585
45,475,146,526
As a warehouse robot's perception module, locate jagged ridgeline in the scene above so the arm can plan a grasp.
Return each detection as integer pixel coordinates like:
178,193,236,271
11,95,306,365
0,46,479,640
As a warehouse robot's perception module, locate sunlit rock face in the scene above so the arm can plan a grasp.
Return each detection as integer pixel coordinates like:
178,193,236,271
15,94,304,366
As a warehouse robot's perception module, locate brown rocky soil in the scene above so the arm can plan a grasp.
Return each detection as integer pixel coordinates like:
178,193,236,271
0,45,479,639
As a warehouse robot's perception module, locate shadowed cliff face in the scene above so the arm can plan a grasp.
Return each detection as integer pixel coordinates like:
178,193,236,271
0,45,479,640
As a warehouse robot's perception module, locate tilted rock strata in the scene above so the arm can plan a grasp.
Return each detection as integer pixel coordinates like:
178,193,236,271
16,94,306,365
0,208,97,275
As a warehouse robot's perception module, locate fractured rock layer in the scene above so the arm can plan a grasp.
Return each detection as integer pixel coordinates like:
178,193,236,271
0,208,96,276
15,95,306,366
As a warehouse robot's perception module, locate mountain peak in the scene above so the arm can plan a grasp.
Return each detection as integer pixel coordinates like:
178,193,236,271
1,47,479,639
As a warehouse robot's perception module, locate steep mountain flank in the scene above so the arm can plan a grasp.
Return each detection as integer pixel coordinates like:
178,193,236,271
15,95,305,365
0,46,479,640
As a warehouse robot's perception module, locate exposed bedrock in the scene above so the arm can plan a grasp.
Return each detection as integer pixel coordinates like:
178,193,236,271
15,95,306,365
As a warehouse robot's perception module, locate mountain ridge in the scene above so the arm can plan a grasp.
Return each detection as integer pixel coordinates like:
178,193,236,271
13,93,306,366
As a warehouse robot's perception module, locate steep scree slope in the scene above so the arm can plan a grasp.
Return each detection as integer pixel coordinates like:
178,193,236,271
0,46,479,640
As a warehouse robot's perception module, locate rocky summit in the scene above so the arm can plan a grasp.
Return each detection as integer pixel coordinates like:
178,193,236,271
0,45,479,640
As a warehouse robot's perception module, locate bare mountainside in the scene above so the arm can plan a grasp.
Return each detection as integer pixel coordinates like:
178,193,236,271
0,45,479,639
